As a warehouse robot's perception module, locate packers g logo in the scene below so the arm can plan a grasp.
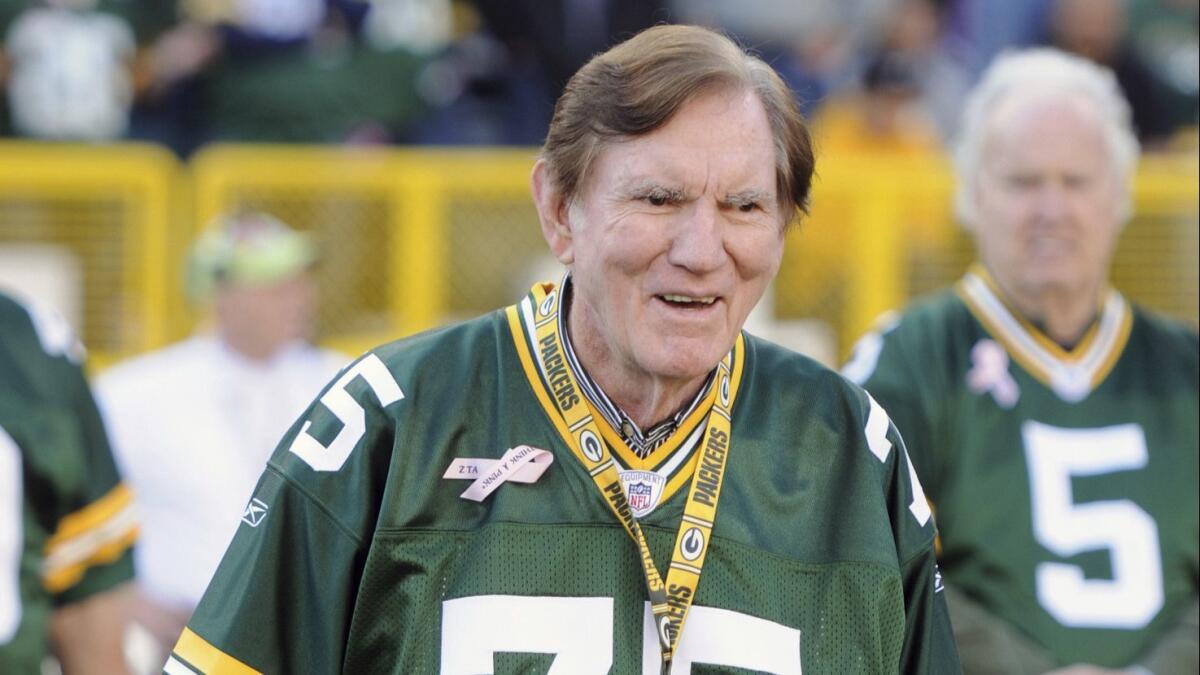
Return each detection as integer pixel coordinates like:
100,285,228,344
656,615,673,649
539,292,556,317
681,527,704,561
580,429,604,463
719,374,731,407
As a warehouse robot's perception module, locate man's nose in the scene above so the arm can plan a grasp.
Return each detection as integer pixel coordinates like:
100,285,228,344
1034,183,1070,223
667,201,725,273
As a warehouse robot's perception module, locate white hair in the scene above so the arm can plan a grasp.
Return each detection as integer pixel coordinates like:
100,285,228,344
953,48,1140,227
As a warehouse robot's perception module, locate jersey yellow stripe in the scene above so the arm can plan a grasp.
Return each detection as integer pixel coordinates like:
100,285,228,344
1089,304,1133,388
957,273,1130,398
46,483,133,550
660,448,701,505
173,628,262,675
969,265,1104,363
590,405,647,469
635,386,718,470
659,335,745,504
956,282,1054,386
506,304,581,457
43,483,138,593
42,525,137,593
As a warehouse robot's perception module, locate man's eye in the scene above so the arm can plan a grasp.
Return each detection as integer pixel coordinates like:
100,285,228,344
737,202,758,213
647,194,669,207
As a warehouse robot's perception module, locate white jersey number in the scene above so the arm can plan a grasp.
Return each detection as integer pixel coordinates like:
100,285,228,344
1023,421,1163,628
1,426,22,644
865,394,931,526
288,354,404,472
440,595,802,674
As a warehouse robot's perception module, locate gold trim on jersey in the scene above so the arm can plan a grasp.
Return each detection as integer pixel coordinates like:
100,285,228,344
41,483,138,593
511,286,738,500
591,384,714,473
956,267,1132,402
171,628,262,675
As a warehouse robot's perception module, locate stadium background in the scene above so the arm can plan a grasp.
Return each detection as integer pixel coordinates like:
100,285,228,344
0,0,1196,370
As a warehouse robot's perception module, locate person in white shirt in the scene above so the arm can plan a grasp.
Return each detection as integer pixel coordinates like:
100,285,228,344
95,212,348,670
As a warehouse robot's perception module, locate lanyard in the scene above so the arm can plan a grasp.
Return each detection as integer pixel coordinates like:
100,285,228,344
528,284,739,671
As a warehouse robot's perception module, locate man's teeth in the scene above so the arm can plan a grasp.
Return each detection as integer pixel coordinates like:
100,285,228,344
661,294,716,305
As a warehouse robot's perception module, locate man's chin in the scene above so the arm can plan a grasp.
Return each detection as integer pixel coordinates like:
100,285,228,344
640,341,731,382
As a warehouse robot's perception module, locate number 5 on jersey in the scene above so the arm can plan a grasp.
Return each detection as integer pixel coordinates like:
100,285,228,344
289,355,404,472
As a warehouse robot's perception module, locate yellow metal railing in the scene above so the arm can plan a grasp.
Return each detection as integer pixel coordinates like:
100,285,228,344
1,141,1195,368
0,142,179,369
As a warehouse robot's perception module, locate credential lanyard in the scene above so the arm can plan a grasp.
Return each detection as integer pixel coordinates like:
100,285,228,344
529,285,738,672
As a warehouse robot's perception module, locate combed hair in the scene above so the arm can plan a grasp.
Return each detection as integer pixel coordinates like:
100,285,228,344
954,48,1139,226
540,24,815,226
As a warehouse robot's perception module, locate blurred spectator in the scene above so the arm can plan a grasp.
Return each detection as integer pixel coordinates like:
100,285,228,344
813,50,942,155
95,212,348,671
674,0,898,117
0,291,136,674
194,0,428,145
1128,0,1199,132
118,0,432,153
874,0,970,141
1,0,136,140
412,0,667,144
940,0,1053,76
1049,0,1189,146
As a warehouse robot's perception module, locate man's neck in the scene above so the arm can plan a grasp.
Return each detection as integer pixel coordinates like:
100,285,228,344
565,289,710,430
993,274,1104,348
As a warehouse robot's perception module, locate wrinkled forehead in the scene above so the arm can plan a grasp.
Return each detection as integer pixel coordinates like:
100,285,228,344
580,88,782,197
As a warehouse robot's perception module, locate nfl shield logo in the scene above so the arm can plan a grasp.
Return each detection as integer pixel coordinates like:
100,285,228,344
620,470,666,517
628,482,654,513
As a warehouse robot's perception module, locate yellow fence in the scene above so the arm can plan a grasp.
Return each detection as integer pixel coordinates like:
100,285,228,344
0,141,1196,368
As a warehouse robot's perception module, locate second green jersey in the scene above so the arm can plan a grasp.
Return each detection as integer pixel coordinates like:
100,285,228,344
847,269,1199,669
0,293,137,673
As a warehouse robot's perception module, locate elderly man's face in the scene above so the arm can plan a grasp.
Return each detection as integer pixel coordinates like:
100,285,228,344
551,87,785,384
971,95,1124,303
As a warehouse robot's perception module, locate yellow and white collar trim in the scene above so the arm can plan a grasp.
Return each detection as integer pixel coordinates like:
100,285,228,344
507,281,744,511
956,267,1132,403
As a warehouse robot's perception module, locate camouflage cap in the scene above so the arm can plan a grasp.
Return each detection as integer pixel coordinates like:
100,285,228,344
187,212,316,301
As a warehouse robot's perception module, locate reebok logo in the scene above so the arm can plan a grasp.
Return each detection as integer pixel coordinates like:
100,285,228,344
241,498,268,527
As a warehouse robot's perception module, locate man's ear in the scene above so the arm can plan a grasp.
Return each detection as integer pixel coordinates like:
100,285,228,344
532,159,575,265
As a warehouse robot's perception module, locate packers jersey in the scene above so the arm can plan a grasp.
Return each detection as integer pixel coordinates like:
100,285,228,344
845,269,1200,670
170,282,959,674
0,293,137,672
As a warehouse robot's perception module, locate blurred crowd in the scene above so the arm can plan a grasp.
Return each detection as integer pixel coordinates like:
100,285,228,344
0,0,1195,157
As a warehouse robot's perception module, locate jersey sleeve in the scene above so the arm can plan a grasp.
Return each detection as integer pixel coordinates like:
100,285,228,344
843,310,946,500
167,468,367,674
850,378,960,673
5,296,137,605
168,351,404,674
883,416,961,674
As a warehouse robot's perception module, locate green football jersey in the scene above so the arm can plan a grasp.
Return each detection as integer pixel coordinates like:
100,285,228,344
846,269,1200,670
0,292,137,673
171,283,959,674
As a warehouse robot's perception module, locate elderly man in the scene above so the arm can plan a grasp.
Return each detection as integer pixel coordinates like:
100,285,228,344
168,25,959,673
845,49,1198,674
96,212,347,669
0,292,137,674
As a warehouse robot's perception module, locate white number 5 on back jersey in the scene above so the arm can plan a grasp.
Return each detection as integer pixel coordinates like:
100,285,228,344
1023,421,1164,629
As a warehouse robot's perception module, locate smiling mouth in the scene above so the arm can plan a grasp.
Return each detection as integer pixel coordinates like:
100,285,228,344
657,294,718,309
